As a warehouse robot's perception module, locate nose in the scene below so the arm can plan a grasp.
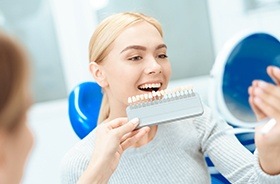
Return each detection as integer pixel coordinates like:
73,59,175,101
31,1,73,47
144,58,162,75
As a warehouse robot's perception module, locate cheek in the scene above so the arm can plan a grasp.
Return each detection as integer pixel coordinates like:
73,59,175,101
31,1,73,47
162,62,172,79
107,66,140,84
115,71,138,94
106,67,141,101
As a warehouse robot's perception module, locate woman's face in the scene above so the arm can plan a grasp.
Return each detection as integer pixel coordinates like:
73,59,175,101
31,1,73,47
101,21,171,112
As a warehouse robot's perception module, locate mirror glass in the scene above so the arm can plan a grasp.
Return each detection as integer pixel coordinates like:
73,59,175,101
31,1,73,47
222,33,280,122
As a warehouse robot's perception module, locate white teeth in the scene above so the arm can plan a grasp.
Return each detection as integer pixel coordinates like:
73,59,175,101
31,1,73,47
128,85,194,105
139,83,161,89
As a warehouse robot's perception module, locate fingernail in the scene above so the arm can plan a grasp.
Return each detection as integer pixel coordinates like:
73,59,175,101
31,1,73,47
130,118,139,124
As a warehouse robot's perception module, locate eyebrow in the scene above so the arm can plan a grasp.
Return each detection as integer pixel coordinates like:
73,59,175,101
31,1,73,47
120,44,167,54
156,44,167,50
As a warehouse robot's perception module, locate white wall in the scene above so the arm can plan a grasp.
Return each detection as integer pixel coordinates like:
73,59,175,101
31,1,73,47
207,0,280,55
49,0,97,92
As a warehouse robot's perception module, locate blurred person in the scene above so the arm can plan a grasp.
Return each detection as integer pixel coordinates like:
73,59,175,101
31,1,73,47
0,30,34,184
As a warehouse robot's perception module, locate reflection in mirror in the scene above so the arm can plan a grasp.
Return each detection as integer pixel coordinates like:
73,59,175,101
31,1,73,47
223,33,280,122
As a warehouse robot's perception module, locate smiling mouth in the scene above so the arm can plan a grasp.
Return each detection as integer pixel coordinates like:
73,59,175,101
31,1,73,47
138,83,162,92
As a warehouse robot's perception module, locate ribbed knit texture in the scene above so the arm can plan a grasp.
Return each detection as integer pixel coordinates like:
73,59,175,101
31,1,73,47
60,105,280,183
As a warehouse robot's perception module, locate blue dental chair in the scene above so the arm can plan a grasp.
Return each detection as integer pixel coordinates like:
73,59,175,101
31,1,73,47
68,31,280,184
68,81,103,139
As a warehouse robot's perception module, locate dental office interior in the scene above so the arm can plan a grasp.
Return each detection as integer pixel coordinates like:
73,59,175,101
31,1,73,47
0,0,280,183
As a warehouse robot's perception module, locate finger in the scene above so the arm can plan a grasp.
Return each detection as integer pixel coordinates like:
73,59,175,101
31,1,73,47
120,125,150,143
253,96,280,120
254,80,280,101
113,118,140,137
251,81,280,103
253,82,280,113
267,66,280,85
106,117,128,129
120,131,137,143
248,84,267,119
249,96,267,120
248,86,254,96
254,92,280,115
121,127,150,150
252,80,258,87
249,81,262,96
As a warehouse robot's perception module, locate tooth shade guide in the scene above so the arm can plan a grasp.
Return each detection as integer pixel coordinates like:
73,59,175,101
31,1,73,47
127,85,194,105
126,85,204,128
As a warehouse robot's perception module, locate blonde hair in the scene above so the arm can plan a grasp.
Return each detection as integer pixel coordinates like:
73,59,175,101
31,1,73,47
0,31,30,132
89,12,163,124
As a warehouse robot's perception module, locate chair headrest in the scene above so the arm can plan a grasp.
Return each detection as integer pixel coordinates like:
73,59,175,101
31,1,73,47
68,82,103,139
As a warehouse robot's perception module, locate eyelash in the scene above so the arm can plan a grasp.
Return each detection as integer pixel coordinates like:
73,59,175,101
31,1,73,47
157,54,168,59
129,56,142,61
128,54,168,61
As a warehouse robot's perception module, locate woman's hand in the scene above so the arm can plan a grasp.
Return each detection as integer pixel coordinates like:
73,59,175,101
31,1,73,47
248,66,280,175
78,117,150,184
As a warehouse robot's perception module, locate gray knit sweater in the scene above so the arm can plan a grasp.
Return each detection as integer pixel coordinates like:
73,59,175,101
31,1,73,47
60,105,280,183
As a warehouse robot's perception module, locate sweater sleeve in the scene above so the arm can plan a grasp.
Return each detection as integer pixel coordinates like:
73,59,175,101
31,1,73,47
194,104,280,184
60,147,89,184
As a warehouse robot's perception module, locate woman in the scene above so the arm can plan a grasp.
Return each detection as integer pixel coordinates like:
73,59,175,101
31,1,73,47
61,12,280,183
0,31,34,184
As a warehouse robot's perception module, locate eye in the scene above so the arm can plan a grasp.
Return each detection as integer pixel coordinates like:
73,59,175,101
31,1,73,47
157,54,168,59
128,56,143,61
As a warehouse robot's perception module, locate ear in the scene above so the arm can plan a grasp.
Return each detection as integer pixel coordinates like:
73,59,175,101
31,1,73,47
89,62,108,87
